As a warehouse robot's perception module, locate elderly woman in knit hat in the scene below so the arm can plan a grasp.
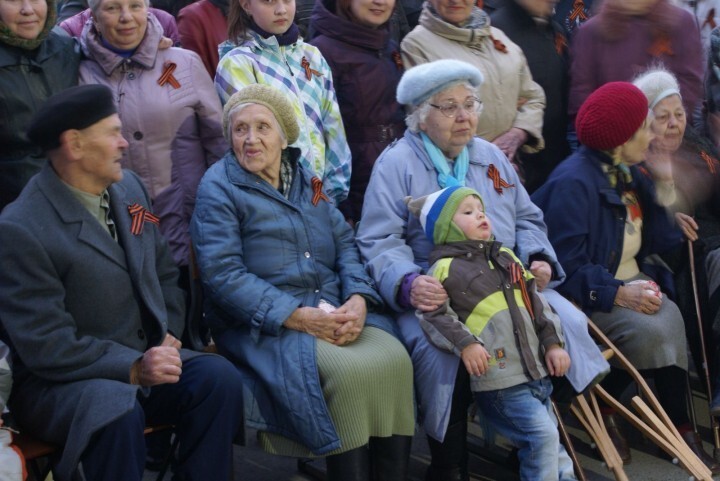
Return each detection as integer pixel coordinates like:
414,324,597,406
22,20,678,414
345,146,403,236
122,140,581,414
634,68,720,417
532,81,719,470
357,59,609,481
190,84,414,481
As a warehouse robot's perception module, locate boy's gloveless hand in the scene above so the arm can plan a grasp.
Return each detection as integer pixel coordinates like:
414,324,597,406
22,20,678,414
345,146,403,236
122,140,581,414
461,343,492,377
544,345,570,377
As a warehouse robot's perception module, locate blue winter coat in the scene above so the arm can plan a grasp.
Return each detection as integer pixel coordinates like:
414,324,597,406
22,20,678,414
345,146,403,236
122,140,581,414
190,150,397,454
531,147,683,315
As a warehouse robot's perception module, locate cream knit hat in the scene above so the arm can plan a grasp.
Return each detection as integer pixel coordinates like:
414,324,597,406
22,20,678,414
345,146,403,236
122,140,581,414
223,84,300,144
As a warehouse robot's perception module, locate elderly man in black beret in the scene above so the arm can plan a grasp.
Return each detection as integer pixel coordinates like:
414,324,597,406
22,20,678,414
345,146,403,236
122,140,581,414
0,84,244,481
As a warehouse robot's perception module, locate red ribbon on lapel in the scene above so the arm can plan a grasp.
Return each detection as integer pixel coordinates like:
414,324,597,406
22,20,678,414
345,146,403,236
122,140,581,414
301,56,323,81
311,177,330,206
128,203,160,235
158,62,181,89
487,164,515,194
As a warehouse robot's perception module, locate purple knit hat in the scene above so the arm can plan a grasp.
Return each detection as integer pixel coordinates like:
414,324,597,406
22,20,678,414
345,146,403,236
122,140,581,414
576,82,649,150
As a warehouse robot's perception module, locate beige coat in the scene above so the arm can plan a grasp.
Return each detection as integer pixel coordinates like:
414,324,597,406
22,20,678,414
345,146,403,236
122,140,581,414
401,5,546,152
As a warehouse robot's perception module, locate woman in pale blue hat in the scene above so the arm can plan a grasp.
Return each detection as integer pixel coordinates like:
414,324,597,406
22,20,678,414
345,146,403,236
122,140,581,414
356,58,609,481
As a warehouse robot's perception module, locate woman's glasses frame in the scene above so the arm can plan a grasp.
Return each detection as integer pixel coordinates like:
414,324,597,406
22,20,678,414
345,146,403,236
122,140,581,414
429,97,483,118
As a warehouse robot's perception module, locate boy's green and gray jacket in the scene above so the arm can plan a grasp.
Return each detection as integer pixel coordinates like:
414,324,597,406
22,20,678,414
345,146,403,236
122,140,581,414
419,239,564,392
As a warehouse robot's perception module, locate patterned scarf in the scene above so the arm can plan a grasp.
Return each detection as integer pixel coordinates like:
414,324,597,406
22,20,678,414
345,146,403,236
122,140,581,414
421,132,469,188
600,153,632,190
0,0,56,50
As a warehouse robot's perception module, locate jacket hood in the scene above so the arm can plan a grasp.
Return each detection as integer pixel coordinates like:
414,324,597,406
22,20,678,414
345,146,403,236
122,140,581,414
429,239,502,265
80,12,163,75
419,2,491,45
311,0,391,50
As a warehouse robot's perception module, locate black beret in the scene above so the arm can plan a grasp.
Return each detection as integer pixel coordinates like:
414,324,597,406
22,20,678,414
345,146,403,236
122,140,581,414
27,84,118,151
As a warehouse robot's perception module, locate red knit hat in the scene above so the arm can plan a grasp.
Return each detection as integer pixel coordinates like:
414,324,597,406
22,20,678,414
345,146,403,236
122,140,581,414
575,82,649,151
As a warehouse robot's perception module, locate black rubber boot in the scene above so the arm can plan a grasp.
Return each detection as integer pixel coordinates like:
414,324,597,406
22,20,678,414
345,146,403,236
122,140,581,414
369,435,412,481
424,420,469,481
326,445,370,481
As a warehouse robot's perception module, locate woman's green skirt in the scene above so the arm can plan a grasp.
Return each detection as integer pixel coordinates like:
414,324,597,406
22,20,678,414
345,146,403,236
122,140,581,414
258,326,415,456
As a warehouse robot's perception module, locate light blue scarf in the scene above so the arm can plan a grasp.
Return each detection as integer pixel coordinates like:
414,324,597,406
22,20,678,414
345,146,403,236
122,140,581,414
421,132,469,188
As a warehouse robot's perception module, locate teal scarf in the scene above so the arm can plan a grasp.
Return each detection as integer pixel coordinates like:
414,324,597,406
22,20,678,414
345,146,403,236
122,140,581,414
421,132,469,188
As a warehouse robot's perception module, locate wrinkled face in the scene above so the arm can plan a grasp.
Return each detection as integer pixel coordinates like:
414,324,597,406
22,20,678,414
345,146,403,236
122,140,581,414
650,95,686,152
242,0,295,35
350,0,395,28
515,0,557,18
94,0,148,50
420,84,479,159
452,194,492,241
608,0,658,15
428,0,474,25
618,118,654,166
76,114,128,194
231,104,287,184
0,0,47,40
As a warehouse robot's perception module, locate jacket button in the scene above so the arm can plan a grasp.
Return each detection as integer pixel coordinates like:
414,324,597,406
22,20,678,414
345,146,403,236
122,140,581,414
133,131,143,140
304,252,311,258
137,329,145,340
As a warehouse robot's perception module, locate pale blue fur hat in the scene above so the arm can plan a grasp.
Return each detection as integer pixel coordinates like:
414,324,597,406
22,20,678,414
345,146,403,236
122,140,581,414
396,59,484,107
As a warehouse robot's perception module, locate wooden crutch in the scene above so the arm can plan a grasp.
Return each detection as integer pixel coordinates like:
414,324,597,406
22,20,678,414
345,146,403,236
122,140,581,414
688,239,720,457
586,319,714,481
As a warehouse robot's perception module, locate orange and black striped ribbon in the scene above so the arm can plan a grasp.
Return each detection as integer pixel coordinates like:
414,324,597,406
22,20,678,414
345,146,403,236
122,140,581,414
510,263,535,320
487,164,515,194
301,56,322,81
392,51,404,70
701,150,718,174
568,0,587,22
490,35,507,53
703,8,717,30
311,177,330,206
158,62,181,89
128,203,160,235
648,35,674,57
555,32,568,55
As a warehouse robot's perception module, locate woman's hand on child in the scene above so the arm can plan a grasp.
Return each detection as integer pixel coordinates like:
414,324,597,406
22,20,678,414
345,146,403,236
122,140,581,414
545,346,570,377
461,343,491,376
411,275,449,311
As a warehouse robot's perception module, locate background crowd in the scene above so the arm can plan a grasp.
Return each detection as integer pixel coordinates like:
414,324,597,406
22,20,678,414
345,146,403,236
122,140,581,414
3,0,720,480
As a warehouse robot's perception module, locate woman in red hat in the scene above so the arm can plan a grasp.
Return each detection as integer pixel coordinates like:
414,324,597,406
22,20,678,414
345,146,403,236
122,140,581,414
532,81,720,471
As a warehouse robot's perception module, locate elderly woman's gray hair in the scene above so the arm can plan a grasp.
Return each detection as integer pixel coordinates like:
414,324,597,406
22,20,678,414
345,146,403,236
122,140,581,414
88,0,149,14
632,67,682,111
405,81,480,133
222,84,300,144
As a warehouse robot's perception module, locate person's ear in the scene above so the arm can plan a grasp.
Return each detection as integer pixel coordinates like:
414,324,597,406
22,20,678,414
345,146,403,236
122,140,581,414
60,129,84,160
241,0,251,14
281,139,288,150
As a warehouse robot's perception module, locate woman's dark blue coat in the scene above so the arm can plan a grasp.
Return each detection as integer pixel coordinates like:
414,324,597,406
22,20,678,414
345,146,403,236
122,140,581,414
531,147,682,314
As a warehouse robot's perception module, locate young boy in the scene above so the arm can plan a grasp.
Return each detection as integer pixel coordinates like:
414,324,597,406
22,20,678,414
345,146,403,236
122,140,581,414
407,185,577,481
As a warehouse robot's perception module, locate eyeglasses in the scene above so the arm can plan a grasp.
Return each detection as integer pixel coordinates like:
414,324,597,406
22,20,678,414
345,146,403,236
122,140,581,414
429,98,483,118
